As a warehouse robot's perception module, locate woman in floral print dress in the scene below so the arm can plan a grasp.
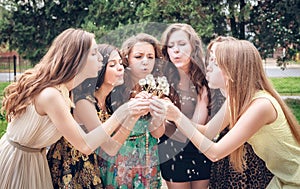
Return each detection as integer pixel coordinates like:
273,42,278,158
102,33,166,189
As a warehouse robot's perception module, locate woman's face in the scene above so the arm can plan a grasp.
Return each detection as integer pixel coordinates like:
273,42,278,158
73,39,103,89
104,50,124,87
128,41,155,80
82,39,103,77
206,43,226,90
167,30,192,71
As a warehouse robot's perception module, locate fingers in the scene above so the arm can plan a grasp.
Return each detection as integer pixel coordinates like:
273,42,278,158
135,91,151,99
127,98,150,116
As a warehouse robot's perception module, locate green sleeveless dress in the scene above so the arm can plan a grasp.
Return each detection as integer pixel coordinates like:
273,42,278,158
99,116,161,189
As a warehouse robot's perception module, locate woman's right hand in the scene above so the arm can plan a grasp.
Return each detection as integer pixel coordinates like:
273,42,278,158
127,97,150,117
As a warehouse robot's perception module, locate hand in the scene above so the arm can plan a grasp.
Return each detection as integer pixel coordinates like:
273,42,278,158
150,97,181,123
149,96,166,128
134,91,151,99
127,97,150,117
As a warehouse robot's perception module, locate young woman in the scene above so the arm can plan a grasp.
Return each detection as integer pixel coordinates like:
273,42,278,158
153,39,300,188
0,28,148,189
47,44,139,188
103,33,165,189
206,36,273,189
158,23,211,189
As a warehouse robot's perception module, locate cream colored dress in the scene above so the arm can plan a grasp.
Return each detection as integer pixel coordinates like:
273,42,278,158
248,91,300,188
0,86,70,189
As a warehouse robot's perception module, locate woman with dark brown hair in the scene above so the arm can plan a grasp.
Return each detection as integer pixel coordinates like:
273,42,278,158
158,23,211,189
47,44,142,189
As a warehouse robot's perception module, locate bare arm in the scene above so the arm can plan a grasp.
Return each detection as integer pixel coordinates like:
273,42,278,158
35,87,141,155
168,97,277,162
73,99,101,131
100,97,150,156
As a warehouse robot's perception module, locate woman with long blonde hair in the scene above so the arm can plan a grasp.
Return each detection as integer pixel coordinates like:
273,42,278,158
152,39,300,188
206,36,273,189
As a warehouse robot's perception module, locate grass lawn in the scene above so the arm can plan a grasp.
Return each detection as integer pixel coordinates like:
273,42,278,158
270,77,300,95
0,78,300,137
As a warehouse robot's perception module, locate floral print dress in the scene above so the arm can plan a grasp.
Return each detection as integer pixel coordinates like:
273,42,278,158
99,116,161,189
47,95,107,189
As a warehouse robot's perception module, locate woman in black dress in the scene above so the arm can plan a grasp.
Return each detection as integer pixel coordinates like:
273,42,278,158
158,23,212,189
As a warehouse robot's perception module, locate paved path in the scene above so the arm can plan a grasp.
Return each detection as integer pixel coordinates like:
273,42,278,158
263,62,300,78
1,59,299,82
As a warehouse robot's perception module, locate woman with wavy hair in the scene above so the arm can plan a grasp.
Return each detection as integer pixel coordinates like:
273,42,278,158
155,39,300,188
158,23,212,189
0,28,149,189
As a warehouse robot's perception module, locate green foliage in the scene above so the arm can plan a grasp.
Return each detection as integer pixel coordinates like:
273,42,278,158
0,82,9,137
98,22,168,48
0,0,92,64
0,0,299,65
285,98,300,122
249,0,300,59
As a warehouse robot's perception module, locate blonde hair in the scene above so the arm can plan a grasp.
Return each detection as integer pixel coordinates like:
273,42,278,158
2,28,95,121
216,40,300,171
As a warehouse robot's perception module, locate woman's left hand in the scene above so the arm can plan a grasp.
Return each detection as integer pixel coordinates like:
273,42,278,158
150,97,181,123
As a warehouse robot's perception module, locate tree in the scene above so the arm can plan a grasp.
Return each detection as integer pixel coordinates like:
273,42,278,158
0,0,92,64
248,0,300,60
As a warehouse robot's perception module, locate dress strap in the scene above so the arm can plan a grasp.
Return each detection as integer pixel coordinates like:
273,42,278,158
55,84,75,108
7,137,46,154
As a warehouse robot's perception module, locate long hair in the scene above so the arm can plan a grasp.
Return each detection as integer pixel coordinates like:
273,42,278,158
2,28,95,121
112,33,164,109
205,36,247,171
161,23,207,95
216,40,300,171
96,44,121,114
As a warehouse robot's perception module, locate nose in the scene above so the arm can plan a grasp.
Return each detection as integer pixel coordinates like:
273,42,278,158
98,53,103,62
142,56,149,65
97,54,103,69
206,63,212,72
173,45,179,53
118,63,124,71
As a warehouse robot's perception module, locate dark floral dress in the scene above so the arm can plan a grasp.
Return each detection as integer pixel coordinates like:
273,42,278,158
47,95,108,189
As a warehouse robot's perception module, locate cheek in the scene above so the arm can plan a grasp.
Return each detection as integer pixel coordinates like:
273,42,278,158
84,61,98,77
182,47,192,57
149,59,155,67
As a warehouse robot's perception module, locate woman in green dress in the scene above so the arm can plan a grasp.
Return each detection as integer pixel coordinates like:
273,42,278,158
102,33,166,189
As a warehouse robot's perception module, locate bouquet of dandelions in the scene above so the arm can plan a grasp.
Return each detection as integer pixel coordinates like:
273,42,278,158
138,74,170,98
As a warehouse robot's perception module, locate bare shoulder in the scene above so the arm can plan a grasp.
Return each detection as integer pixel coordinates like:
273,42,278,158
34,87,65,115
250,97,277,124
36,87,62,102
